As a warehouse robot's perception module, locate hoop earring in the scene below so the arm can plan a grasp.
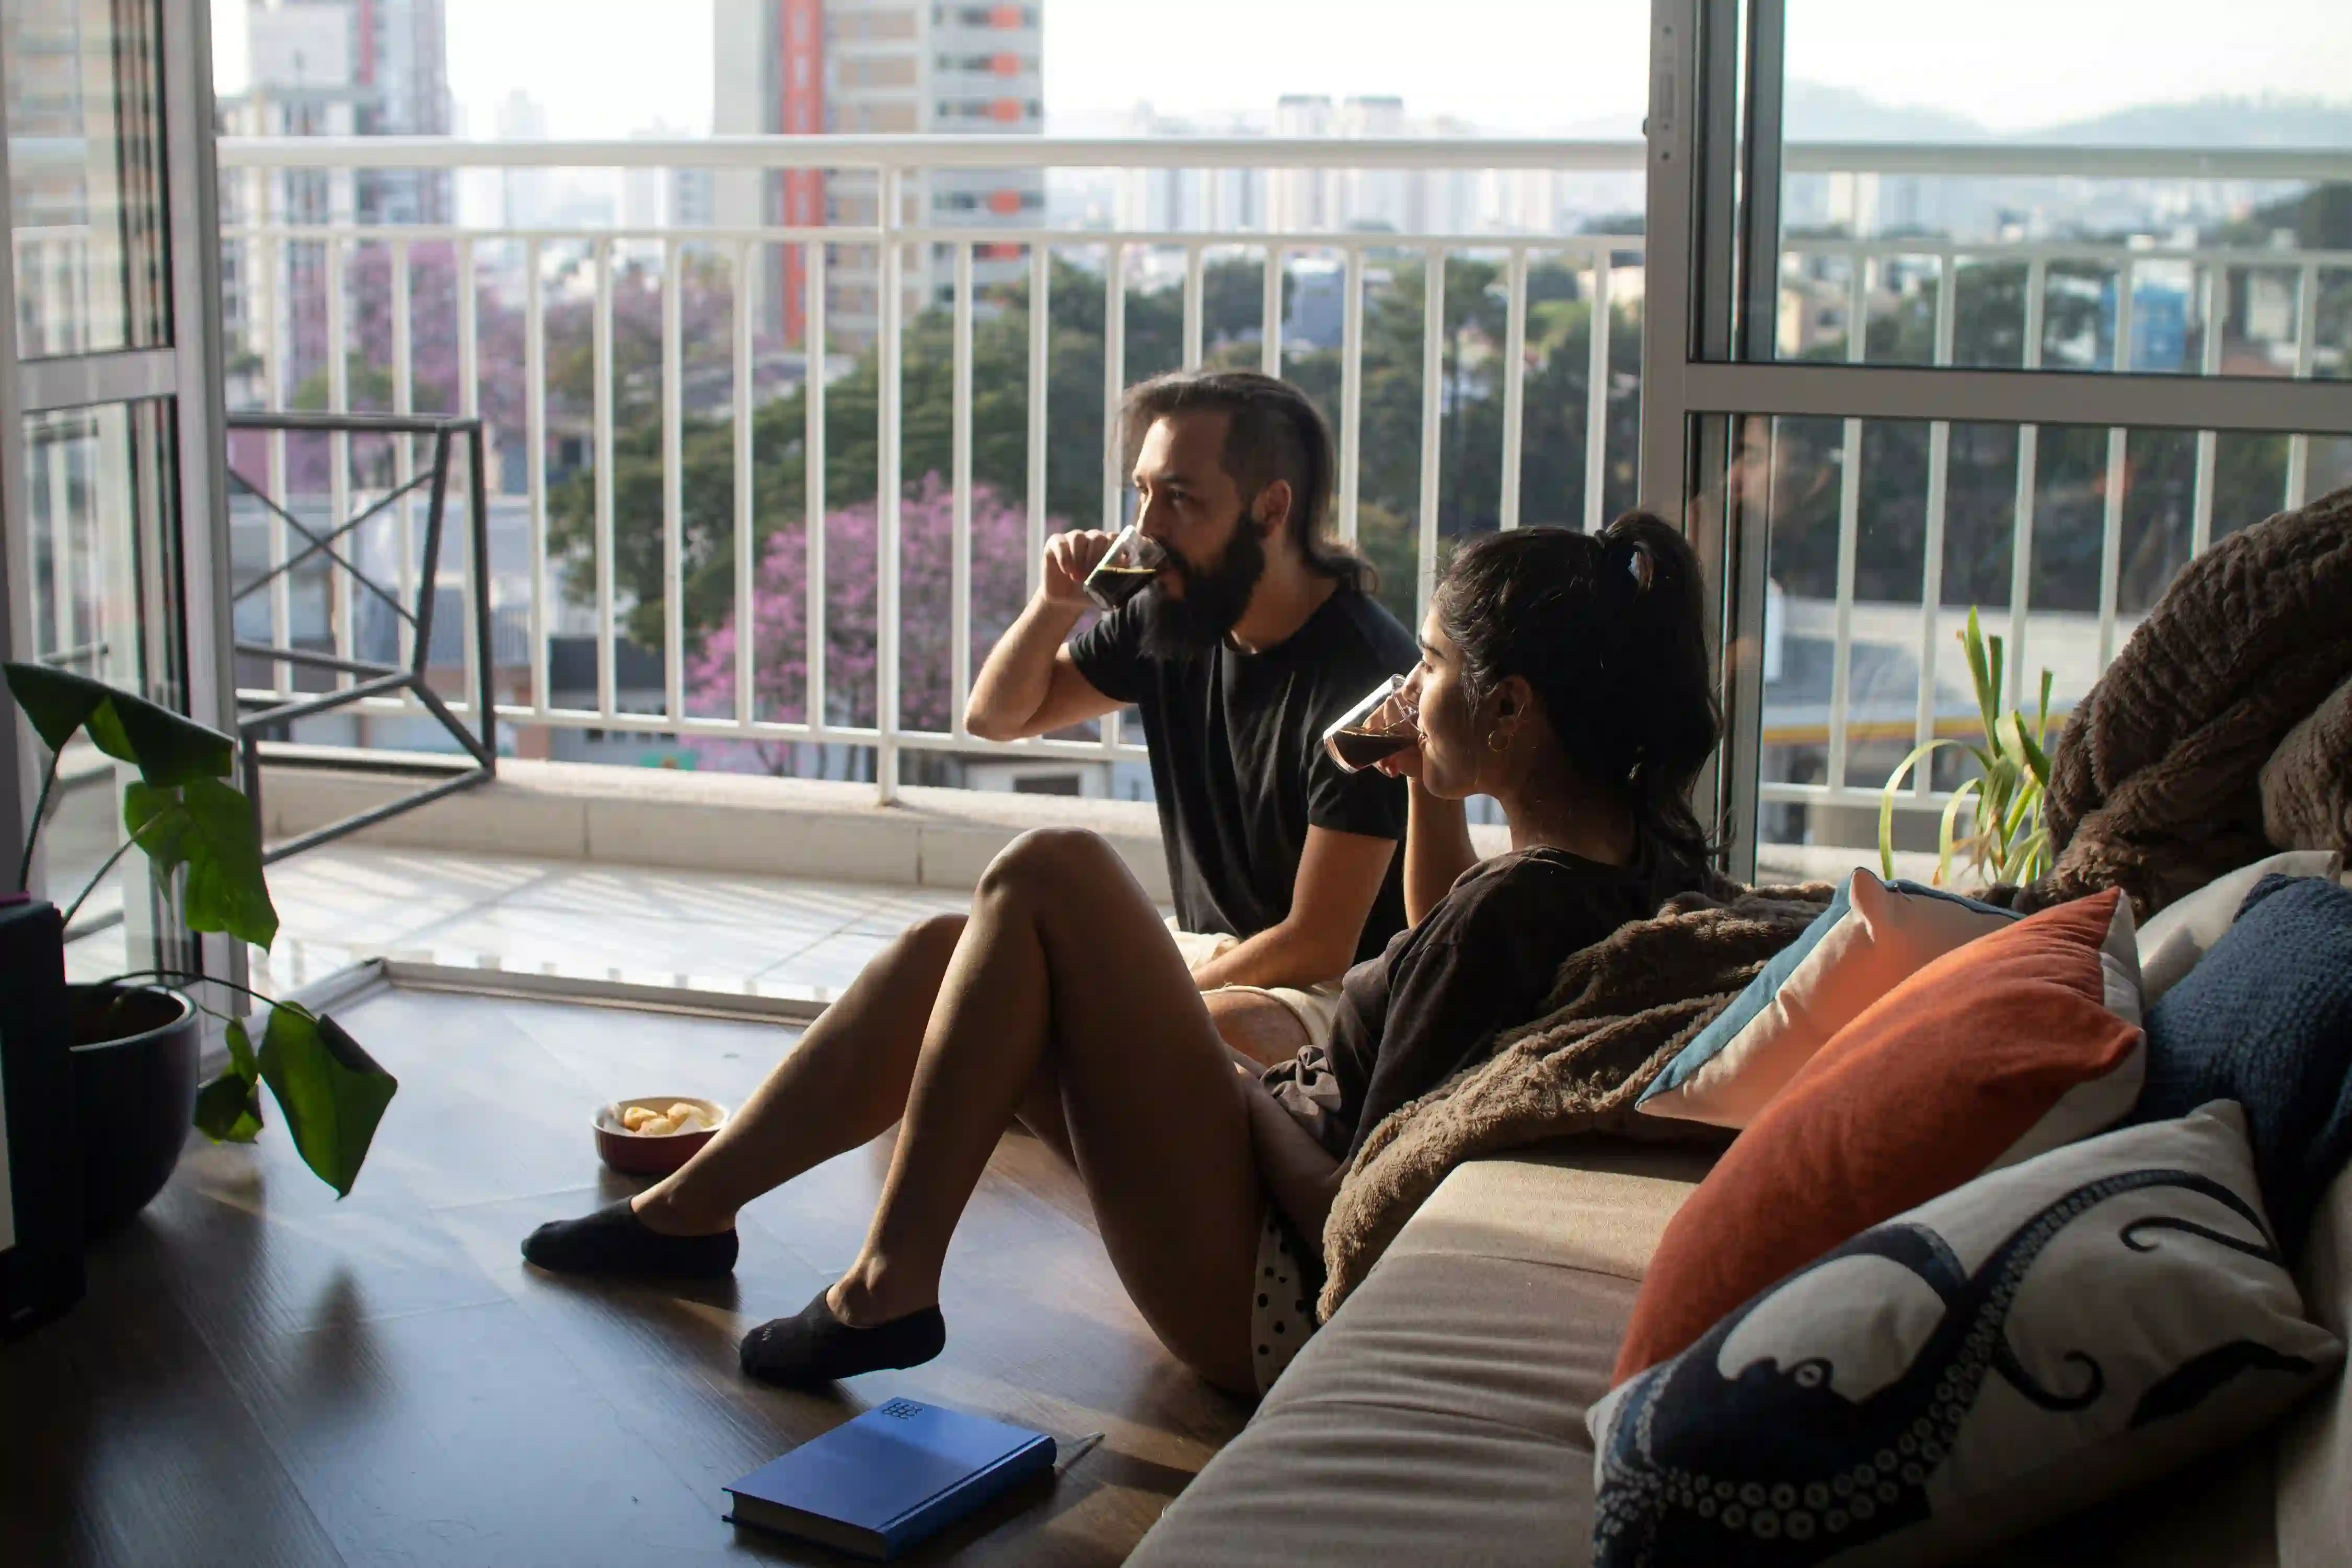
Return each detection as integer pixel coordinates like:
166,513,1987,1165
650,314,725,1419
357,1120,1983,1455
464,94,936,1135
1486,727,1512,755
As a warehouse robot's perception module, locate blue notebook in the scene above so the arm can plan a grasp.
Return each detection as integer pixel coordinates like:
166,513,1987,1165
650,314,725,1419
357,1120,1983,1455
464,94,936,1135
723,1398,1056,1560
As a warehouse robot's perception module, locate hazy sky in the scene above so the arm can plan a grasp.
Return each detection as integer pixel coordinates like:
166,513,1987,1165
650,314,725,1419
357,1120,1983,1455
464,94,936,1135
211,0,2352,140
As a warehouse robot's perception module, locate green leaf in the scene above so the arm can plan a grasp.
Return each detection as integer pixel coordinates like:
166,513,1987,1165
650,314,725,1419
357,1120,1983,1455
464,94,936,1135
2017,826,2053,882
2015,723,2053,790
3,662,233,783
124,776,278,949
4,661,103,754
1937,778,1981,887
225,1016,258,1077
194,1069,265,1142
122,781,187,857
2002,769,2040,833
194,1020,264,1143
1880,737,1960,880
256,1004,398,1197
1989,776,2045,880
1993,711,2033,769
1992,709,2024,754
1961,609,1999,741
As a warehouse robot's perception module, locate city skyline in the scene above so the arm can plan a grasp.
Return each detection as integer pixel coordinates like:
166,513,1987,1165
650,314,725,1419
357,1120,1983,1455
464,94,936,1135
210,0,2352,144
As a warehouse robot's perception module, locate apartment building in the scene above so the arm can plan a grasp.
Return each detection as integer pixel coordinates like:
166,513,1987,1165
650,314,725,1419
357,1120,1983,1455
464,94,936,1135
219,0,453,388
712,0,1044,350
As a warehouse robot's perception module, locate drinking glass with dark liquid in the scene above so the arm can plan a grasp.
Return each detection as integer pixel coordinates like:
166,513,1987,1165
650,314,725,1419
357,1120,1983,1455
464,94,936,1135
1322,675,1420,773
1082,525,1171,613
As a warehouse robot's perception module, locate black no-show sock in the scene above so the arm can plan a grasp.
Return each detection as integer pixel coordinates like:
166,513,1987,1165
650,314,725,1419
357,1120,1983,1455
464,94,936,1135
521,1201,739,1279
739,1289,947,1387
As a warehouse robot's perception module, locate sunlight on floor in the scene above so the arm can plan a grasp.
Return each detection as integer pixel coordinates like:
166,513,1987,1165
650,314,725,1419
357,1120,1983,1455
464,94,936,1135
65,845,974,1001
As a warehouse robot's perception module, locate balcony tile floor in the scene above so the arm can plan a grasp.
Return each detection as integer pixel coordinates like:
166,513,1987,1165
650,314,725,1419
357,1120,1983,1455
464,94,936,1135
64,844,978,1001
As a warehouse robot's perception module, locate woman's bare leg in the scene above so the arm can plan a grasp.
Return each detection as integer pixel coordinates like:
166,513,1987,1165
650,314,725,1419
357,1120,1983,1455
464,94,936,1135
629,909,1081,1236
828,829,1264,1393
630,914,967,1235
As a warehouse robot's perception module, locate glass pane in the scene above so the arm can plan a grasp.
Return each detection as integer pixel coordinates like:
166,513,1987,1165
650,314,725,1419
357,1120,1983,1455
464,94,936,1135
1708,409,2349,888
1773,1,2352,379
23,399,189,978
4,0,171,357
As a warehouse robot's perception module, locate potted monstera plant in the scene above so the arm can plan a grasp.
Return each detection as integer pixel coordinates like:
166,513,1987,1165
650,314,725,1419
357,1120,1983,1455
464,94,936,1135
6,662,397,1232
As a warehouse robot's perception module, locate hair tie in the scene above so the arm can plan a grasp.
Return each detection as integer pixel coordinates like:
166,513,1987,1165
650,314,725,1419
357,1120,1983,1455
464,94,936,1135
1601,535,1653,603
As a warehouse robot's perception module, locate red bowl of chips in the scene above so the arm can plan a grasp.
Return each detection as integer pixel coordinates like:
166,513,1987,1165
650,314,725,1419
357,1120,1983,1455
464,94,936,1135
593,1096,728,1177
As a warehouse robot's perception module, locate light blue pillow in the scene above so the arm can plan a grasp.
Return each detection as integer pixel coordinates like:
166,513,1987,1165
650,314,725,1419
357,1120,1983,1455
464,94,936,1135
1639,870,2017,1129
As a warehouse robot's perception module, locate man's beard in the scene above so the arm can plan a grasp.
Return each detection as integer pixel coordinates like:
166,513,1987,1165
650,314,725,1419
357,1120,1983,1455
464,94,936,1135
1137,522,1267,659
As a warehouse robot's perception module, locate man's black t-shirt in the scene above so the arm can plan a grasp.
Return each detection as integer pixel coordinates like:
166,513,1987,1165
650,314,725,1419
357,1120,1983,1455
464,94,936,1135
1068,584,1417,964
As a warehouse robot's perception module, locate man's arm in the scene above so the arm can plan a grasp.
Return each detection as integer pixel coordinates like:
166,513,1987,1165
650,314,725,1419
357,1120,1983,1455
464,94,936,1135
965,607,1122,742
966,531,1126,741
1189,826,1395,992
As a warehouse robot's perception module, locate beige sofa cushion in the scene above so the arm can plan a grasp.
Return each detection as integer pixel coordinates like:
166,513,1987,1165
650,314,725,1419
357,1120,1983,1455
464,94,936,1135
1128,1140,1715,1568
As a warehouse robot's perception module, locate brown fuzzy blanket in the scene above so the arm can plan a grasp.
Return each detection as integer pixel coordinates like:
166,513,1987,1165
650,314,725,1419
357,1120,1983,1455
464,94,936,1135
1317,881,1832,1319
2004,484,2352,917
2263,673,2352,856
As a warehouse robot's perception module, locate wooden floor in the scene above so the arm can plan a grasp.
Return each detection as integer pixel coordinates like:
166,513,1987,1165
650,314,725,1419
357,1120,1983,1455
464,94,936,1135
3,985,1252,1567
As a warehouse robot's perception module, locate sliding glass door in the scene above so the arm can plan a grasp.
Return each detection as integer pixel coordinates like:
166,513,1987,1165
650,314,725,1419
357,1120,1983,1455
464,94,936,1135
3,0,235,981
1642,0,2352,881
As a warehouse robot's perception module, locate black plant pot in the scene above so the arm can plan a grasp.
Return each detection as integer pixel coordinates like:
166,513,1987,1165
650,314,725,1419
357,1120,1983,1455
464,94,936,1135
66,984,200,1237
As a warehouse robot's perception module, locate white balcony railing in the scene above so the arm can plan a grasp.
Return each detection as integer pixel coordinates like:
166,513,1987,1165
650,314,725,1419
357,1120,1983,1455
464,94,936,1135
211,134,1650,801
194,134,2349,844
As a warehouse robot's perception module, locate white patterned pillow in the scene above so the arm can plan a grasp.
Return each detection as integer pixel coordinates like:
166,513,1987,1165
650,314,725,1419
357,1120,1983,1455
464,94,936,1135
1588,1101,2341,1568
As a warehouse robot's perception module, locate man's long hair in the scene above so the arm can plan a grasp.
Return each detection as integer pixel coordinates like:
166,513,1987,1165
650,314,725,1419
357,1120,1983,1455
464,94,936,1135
1118,370,1376,594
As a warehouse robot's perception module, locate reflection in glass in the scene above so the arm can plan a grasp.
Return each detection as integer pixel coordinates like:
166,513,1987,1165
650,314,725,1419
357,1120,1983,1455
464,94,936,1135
1721,410,2346,886
22,400,185,973
4,0,170,357
1771,2,2350,378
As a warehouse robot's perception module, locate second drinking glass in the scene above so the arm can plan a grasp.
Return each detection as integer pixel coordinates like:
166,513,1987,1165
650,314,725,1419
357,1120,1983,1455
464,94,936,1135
1321,674,1421,773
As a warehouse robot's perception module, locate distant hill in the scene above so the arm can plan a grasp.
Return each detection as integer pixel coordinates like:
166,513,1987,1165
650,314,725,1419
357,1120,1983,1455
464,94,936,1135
1784,83,1988,143
1782,82,2352,147
2027,98,2352,147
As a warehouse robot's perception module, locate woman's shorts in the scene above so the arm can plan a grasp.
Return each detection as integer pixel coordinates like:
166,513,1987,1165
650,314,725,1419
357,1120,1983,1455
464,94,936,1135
1250,1203,1327,1396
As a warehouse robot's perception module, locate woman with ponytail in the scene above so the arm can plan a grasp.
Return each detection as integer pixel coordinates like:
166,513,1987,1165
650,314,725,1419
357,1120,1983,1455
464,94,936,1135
1251,514,1722,1304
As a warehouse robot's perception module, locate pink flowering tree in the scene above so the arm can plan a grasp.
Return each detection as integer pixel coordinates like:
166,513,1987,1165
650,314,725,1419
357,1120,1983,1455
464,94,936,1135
682,475,1048,776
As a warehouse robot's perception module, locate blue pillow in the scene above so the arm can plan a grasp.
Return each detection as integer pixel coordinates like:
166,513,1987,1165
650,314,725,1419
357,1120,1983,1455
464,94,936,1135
1644,875,1855,1097
2131,873,2352,1262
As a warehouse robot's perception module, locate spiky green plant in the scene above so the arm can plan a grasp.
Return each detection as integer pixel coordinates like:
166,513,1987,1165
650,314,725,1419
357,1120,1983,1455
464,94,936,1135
1878,608,2057,889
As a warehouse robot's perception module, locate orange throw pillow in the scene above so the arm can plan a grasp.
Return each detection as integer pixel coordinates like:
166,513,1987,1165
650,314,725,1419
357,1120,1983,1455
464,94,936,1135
1613,888,2145,1385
